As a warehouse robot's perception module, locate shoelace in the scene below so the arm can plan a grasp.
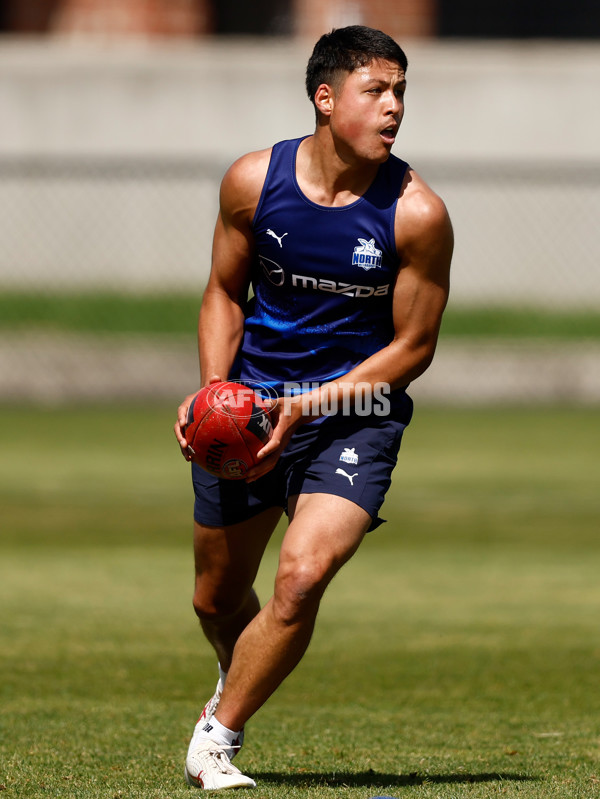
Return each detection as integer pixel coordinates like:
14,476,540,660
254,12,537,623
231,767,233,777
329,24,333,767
207,747,240,775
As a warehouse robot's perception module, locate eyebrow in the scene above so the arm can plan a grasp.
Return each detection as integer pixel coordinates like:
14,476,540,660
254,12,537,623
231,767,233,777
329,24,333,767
366,77,407,87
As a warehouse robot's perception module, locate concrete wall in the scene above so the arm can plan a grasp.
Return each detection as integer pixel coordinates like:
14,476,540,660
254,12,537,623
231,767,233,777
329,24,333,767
1,37,599,162
1,38,599,305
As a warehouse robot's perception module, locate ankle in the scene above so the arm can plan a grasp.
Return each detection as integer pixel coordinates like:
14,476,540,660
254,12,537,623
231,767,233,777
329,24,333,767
192,714,242,750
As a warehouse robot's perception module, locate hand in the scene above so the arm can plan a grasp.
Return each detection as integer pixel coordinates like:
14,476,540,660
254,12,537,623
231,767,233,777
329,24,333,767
245,396,305,482
174,392,197,460
173,376,223,461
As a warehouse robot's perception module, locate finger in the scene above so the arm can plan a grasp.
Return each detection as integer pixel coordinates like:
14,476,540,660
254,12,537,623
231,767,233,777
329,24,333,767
173,421,188,450
246,454,278,482
174,431,191,460
256,436,281,460
263,396,280,414
177,391,197,427
178,406,189,427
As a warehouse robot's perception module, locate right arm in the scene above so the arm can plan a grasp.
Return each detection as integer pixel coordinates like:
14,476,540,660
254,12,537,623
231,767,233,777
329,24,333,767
174,149,271,456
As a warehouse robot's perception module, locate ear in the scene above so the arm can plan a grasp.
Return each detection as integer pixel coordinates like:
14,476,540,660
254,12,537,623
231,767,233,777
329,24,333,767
314,83,335,117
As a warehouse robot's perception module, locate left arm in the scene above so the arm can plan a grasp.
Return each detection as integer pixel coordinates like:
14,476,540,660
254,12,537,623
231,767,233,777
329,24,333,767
334,168,453,392
248,168,453,478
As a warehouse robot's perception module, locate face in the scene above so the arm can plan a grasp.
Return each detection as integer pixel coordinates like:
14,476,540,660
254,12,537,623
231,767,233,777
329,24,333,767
319,58,406,164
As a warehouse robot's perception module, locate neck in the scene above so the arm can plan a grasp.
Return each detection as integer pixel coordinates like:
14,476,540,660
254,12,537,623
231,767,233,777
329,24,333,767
295,132,381,208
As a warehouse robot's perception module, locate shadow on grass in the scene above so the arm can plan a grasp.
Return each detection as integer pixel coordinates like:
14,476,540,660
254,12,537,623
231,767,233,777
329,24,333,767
251,770,536,788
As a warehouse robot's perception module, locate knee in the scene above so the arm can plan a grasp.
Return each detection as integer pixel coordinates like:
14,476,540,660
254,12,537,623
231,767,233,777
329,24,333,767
272,560,331,626
192,577,247,622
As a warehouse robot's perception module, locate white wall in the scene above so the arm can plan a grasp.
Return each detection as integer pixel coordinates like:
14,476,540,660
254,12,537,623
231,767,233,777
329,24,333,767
1,37,599,161
1,38,599,304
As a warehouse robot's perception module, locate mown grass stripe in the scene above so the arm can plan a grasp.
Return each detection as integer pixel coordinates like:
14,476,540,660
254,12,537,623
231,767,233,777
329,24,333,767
1,291,600,339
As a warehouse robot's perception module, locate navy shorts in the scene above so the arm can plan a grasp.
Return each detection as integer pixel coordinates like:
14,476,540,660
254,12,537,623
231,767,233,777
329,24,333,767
192,395,413,531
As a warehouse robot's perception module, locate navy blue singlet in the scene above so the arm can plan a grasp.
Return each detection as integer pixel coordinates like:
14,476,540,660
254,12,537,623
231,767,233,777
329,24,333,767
231,136,409,398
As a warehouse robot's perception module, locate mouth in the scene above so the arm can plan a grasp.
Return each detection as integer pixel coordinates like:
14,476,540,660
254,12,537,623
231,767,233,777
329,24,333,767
379,126,397,144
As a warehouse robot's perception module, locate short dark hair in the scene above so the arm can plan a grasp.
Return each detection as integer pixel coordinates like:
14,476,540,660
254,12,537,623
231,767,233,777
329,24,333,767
306,25,408,106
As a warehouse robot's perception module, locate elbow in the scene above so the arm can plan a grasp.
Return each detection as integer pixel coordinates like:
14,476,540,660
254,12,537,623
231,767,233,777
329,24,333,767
412,345,436,381
392,336,438,386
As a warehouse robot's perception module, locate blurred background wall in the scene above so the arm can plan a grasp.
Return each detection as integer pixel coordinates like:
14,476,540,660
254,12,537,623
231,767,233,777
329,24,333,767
1,0,599,404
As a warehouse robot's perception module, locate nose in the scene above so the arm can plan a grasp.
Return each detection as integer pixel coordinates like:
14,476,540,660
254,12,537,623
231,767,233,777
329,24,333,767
386,90,402,117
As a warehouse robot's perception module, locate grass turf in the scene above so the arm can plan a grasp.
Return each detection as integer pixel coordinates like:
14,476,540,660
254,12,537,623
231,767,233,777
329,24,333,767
1,405,599,798
1,290,600,339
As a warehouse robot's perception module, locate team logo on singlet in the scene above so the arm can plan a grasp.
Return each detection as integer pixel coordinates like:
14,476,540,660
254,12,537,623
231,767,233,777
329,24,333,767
352,238,382,270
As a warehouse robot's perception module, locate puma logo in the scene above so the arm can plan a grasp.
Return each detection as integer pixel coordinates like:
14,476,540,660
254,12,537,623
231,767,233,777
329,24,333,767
335,468,358,486
266,229,288,248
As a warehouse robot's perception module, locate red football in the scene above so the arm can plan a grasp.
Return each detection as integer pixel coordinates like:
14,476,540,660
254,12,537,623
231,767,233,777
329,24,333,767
184,382,274,480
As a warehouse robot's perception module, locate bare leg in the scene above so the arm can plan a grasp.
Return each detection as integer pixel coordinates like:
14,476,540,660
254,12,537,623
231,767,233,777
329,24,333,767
213,493,371,731
198,590,260,673
192,506,283,672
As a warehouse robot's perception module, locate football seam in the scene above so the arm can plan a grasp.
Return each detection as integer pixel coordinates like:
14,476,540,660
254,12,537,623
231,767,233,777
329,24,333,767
226,407,258,467
184,393,214,438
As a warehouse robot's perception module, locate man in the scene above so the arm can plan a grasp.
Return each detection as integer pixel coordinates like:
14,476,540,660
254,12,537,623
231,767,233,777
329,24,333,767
174,25,453,790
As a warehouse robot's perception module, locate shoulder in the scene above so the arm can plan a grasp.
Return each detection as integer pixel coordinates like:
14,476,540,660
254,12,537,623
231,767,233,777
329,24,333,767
219,147,273,224
394,167,454,258
396,168,452,239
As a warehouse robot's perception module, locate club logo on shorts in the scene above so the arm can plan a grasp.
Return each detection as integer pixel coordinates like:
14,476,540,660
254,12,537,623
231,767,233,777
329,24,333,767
339,447,359,465
352,238,382,270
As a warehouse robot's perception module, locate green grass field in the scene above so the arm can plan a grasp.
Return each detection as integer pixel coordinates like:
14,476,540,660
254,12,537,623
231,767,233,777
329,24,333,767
1,405,599,798
2,291,600,340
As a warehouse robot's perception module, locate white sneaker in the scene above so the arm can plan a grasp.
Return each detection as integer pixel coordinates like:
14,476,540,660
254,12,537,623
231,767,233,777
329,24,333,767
191,679,245,760
185,739,256,790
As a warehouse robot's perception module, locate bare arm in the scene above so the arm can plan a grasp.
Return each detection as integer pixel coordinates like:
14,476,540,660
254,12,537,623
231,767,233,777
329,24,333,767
174,149,271,455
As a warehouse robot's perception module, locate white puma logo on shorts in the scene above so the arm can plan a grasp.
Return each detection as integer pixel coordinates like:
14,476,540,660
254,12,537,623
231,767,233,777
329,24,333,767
335,468,358,486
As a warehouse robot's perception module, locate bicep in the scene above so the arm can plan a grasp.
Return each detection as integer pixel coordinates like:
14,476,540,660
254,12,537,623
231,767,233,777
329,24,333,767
207,209,254,305
392,197,453,345
205,151,270,304
392,264,449,348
